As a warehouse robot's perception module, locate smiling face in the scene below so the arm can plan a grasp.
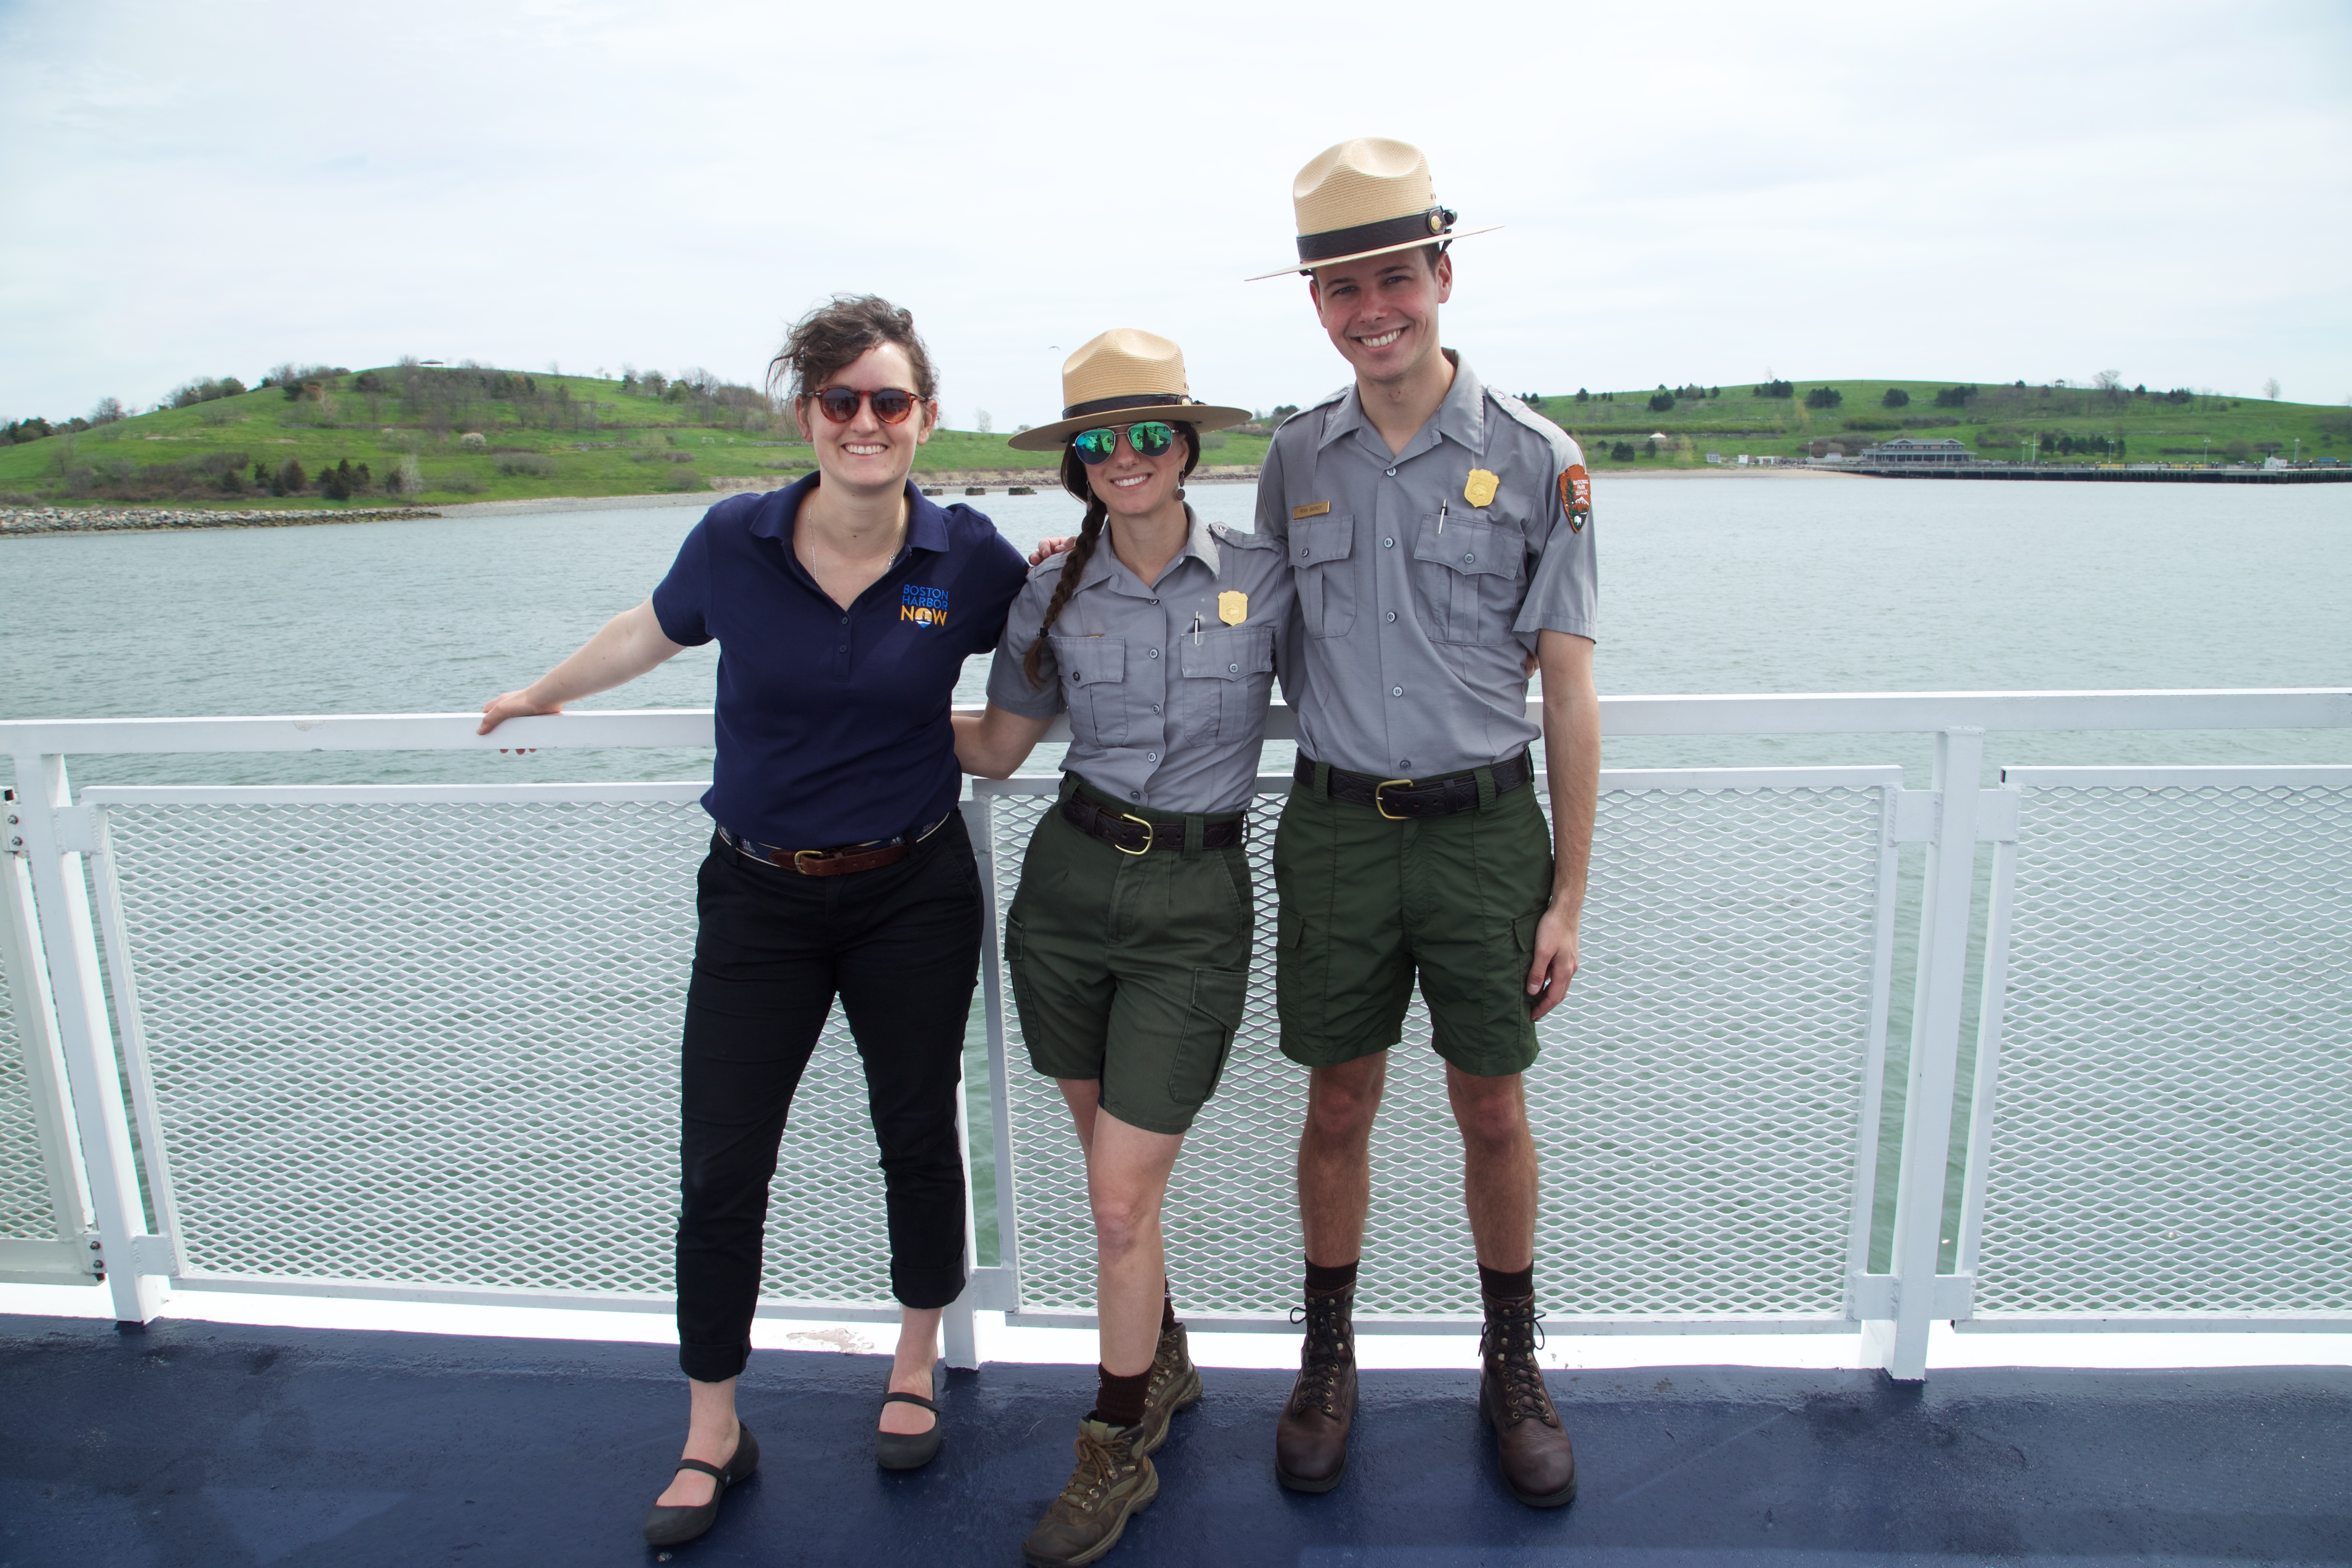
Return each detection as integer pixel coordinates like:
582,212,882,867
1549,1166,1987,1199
1081,423,1189,524
795,342,935,495
1308,247,1453,389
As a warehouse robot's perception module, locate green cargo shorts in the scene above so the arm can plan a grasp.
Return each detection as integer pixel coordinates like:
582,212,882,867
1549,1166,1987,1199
1272,763,1554,1077
1004,776,1255,1136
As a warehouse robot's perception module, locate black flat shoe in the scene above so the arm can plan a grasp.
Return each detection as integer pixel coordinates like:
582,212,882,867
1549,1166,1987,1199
875,1392,943,1471
642,1422,759,1547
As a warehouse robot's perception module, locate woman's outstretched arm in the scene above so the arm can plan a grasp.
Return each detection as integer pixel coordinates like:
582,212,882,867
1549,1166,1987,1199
952,703,1055,779
478,598,688,734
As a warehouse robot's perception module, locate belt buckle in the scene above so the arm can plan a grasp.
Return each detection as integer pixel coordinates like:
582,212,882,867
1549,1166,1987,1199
791,848,830,874
1115,812,1156,855
1372,778,1415,821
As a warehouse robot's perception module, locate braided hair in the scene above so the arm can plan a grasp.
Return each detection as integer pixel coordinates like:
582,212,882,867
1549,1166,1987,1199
1022,422,1202,687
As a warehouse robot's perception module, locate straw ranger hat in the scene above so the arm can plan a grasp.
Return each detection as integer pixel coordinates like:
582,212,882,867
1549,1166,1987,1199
1007,328,1251,451
1247,136,1499,282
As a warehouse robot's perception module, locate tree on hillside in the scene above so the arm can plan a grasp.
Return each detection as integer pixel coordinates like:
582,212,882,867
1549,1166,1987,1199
1882,388,1910,408
2263,377,2281,401
1648,392,1675,413
89,397,125,424
1753,380,1793,399
1804,386,1843,409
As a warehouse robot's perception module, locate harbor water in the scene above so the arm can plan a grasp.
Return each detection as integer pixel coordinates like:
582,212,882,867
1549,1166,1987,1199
4,476,2346,1269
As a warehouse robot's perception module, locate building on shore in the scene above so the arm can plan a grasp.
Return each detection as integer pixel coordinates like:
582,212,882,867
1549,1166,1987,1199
1856,436,1975,466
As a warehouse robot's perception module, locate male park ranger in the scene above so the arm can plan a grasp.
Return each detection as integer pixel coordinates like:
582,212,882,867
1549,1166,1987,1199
1250,138,1599,1508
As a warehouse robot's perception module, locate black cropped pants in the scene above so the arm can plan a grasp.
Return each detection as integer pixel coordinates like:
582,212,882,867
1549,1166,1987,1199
674,814,981,1384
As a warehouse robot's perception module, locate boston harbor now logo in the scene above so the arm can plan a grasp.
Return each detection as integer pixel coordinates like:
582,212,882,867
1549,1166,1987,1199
900,583,949,628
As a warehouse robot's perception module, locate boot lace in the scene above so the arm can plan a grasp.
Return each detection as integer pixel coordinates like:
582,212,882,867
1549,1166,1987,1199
1480,1299,1555,1425
1289,1292,1353,1415
1057,1429,1126,1509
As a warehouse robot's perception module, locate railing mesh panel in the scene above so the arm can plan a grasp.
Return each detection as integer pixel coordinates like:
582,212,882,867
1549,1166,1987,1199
0,885,63,1244
1975,783,2352,1316
103,799,898,1306
989,780,1888,1322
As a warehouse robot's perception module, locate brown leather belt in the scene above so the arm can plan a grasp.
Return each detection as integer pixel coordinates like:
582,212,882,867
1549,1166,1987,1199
1060,792,1244,855
717,813,950,876
1295,750,1535,820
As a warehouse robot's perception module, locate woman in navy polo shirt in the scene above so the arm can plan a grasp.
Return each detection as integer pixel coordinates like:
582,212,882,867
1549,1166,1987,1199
479,295,1026,1546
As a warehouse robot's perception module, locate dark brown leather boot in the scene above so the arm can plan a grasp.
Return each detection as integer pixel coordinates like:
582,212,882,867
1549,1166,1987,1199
1479,1292,1577,1507
1274,1283,1357,1492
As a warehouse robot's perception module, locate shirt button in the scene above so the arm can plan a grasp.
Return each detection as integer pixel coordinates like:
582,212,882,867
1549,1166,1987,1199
839,616,848,625
836,644,847,652
1386,611,1397,622
1228,663,1239,672
1385,467,1396,477
1463,553,1475,564
1392,686,1404,697
1383,537,1395,548
1401,759,1412,769
1130,791,1141,800
1146,751,1158,761
1148,648,1160,659
1153,703,1162,714
1150,598,1159,605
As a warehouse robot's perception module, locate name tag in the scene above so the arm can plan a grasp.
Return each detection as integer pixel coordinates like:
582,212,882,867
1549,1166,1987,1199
1292,501,1331,519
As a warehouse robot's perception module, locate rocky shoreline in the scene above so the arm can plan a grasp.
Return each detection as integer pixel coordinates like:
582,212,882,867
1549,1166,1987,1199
0,505,444,536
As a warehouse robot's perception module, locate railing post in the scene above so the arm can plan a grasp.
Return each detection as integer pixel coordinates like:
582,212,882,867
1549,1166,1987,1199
1876,726,1984,1380
3,796,96,1266
9,754,165,1322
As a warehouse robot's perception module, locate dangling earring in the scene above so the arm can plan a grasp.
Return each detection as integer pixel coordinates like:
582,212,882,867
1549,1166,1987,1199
1176,484,1188,501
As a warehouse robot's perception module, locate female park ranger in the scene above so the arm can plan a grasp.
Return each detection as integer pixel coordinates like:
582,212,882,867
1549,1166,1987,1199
953,330,1292,1568
479,295,1027,1547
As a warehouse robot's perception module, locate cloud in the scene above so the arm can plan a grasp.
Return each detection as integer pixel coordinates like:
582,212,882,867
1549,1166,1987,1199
3,0,2347,423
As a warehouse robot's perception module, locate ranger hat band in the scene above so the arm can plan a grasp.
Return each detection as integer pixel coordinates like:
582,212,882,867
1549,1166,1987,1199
1008,328,1252,451
1247,135,1500,282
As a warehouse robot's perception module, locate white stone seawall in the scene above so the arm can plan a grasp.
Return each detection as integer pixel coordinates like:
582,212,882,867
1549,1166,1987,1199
1,505,444,536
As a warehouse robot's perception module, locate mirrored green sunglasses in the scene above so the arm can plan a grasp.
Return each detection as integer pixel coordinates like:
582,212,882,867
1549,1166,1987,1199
1072,421,1177,466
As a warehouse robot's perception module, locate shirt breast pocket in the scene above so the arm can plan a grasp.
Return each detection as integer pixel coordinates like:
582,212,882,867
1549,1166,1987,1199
1177,626,1275,747
1411,517,1523,644
1050,635,1128,747
1289,517,1358,638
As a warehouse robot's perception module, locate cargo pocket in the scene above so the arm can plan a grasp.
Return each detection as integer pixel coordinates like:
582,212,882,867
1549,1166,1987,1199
1167,966,1247,1108
1004,913,1037,1031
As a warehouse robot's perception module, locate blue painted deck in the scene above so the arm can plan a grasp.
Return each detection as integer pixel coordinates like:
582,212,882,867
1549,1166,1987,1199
3,1315,2347,1567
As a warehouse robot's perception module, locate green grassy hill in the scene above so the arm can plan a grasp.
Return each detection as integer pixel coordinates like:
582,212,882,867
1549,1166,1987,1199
6,368,2344,506
1526,379,2352,469
0,365,1271,510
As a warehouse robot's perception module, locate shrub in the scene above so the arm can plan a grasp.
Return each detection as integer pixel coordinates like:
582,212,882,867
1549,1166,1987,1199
1804,386,1843,409
321,460,353,501
1882,388,1910,408
273,459,307,496
1753,380,1794,399
497,454,557,476
460,431,487,446
1608,441,1636,461
1648,392,1675,413
1932,385,1978,408
392,454,424,495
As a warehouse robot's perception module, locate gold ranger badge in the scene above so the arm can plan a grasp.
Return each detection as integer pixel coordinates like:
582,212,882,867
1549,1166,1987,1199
1463,469,1499,508
1218,591,1248,625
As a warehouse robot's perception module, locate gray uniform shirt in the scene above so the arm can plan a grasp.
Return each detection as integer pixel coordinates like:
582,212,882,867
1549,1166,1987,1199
1255,352,1597,779
986,506,1295,815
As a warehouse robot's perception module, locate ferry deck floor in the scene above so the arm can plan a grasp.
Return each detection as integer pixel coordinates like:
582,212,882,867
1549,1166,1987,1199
4,1308,2348,1568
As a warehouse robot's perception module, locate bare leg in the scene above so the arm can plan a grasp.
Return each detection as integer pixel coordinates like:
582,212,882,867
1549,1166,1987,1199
879,1307,943,1435
1062,1080,1185,1377
655,1376,741,1507
1296,1053,1388,1265
1446,1064,1537,1270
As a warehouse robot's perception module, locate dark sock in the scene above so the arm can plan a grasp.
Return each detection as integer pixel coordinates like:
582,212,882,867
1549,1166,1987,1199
1090,1365,1150,1428
1161,1292,1177,1335
1305,1257,1359,1295
1479,1263,1534,1302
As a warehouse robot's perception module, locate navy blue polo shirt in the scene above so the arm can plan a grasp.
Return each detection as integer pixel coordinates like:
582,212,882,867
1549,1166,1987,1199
652,475,1026,848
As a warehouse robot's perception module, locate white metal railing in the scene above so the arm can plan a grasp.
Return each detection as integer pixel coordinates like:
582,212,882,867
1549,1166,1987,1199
4,690,2348,1381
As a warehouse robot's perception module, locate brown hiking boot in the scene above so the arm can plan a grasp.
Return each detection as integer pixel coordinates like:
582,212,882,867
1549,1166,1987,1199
1134,1321,1202,1458
1479,1293,1577,1508
1022,1418,1159,1568
1274,1283,1357,1493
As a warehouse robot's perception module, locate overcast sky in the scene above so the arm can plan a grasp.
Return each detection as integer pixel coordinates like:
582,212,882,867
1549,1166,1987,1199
3,0,2347,429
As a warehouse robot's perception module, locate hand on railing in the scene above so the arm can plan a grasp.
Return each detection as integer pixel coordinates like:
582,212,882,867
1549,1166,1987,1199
477,689,558,752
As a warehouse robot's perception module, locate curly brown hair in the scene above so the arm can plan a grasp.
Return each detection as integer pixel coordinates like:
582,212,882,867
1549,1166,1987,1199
1021,423,1203,687
766,294,939,415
